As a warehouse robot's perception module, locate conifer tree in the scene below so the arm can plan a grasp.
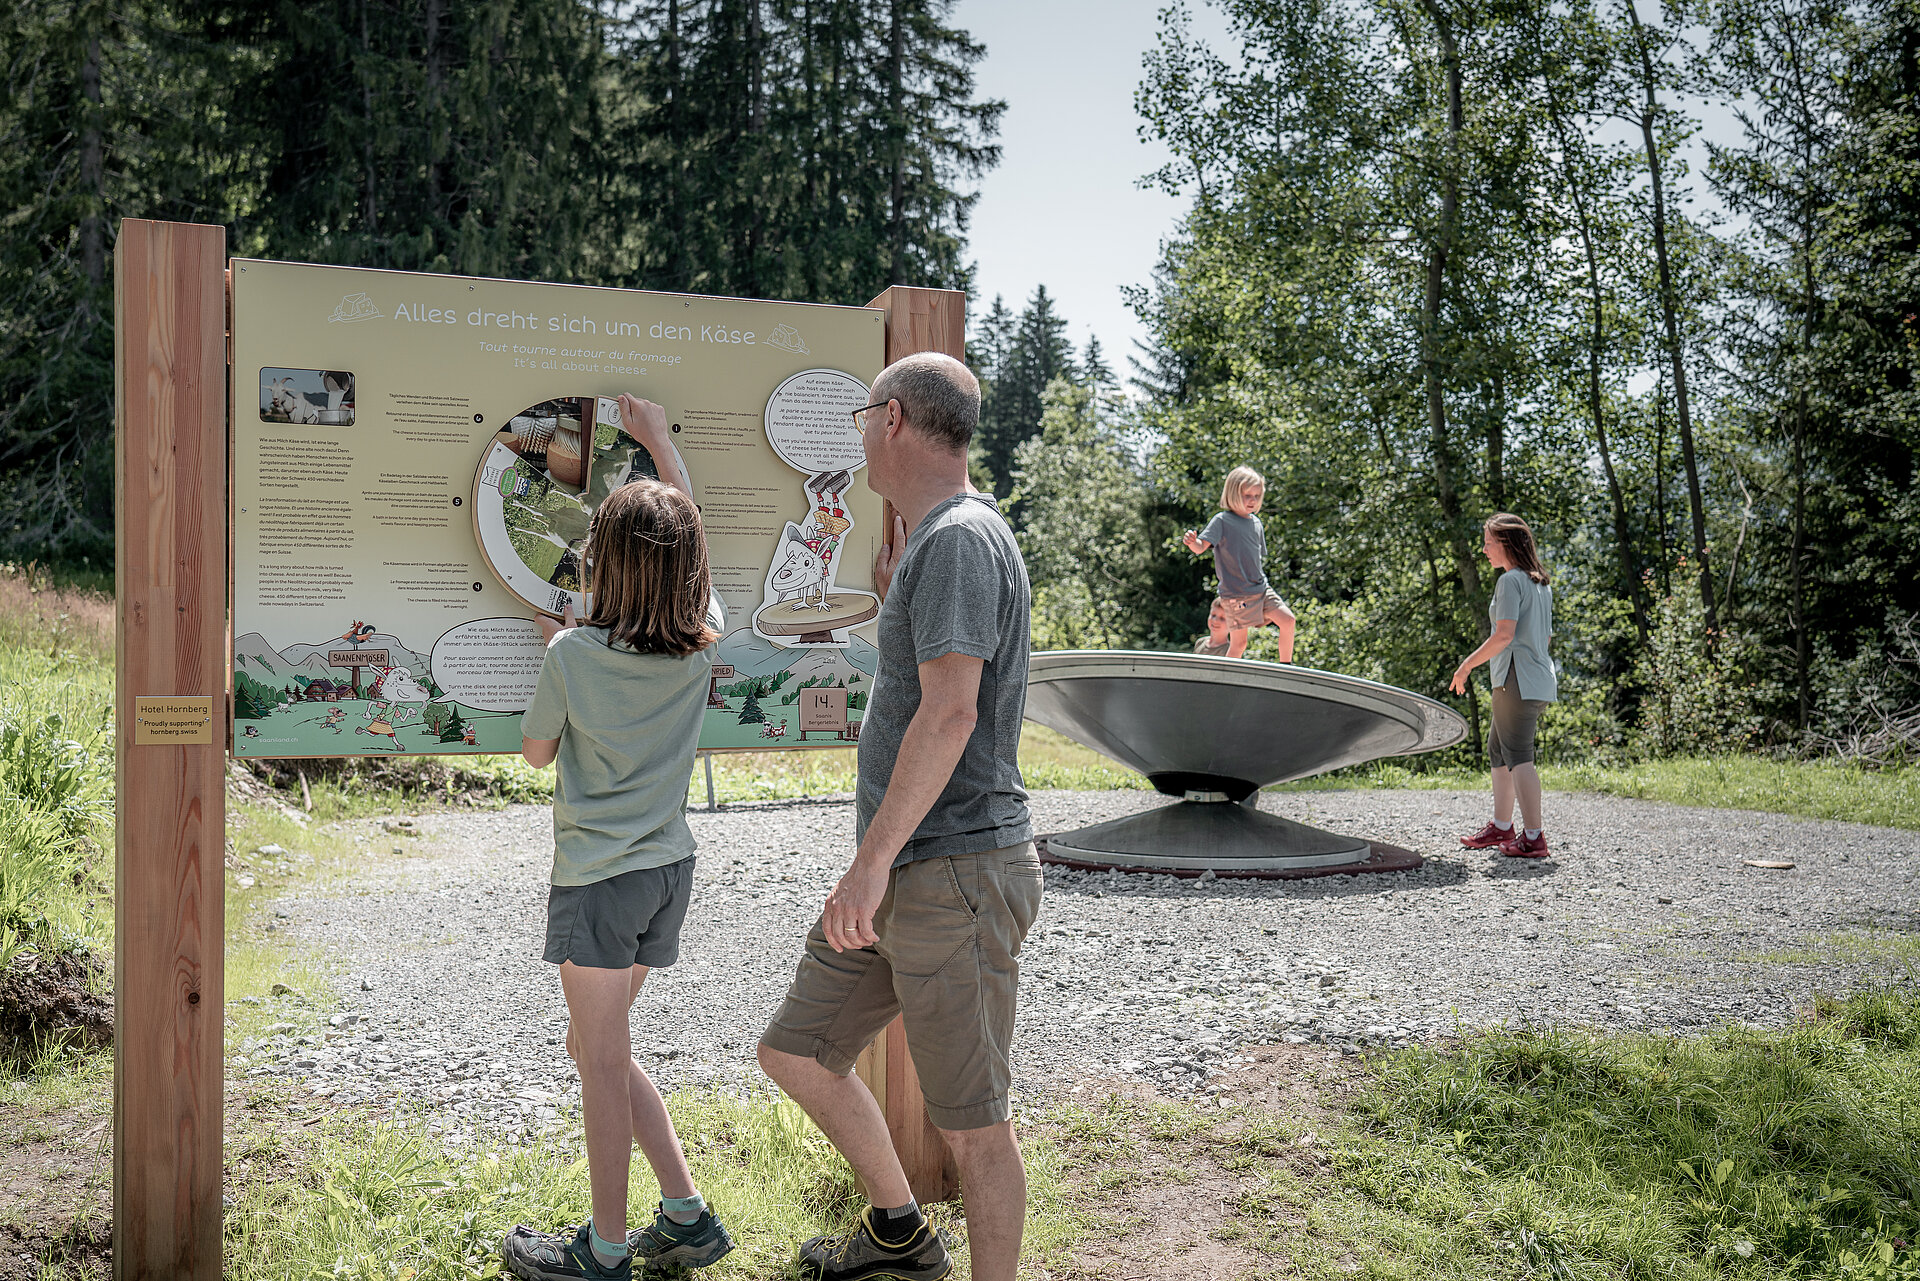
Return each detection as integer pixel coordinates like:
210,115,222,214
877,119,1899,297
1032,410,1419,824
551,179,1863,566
975,285,1074,499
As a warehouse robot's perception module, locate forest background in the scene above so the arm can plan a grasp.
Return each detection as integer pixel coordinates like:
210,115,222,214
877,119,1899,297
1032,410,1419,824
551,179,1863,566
1,0,1915,769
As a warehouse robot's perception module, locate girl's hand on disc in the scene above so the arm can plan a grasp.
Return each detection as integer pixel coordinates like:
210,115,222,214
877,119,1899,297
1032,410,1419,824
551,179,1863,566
616,393,669,442
538,602,577,643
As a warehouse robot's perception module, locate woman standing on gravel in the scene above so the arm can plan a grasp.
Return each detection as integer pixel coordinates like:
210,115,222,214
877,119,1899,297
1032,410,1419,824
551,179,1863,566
1449,513,1557,859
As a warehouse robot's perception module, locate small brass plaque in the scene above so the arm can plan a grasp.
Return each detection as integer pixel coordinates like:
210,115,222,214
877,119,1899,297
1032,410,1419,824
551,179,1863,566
134,697,215,745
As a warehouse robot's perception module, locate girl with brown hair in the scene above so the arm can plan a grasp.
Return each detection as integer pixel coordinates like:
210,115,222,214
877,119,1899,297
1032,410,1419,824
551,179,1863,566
504,394,735,1280
1449,513,1558,859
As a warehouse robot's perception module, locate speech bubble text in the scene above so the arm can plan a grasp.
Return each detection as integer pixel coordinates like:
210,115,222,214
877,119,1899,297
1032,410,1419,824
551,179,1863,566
431,617,548,712
764,368,869,473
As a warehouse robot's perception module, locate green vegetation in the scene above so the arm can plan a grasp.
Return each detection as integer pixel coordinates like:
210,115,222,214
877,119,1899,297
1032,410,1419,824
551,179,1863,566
1042,988,1920,1279
1340,988,1920,1278
1,1,1003,563
1289,755,1920,831
0,574,113,974
220,1089,1090,1281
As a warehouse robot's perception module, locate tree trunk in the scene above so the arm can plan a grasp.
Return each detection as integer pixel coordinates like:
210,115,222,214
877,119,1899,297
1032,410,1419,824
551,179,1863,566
424,0,445,208
1486,374,1505,513
361,0,379,233
79,33,104,296
1541,67,1646,642
666,0,685,288
1655,378,1669,593
887,0,908,283
1417,0,1480,613
1626,0,1716,634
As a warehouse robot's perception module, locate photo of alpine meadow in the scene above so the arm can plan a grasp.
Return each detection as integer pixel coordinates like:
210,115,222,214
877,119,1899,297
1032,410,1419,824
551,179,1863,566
4,0,1919,1278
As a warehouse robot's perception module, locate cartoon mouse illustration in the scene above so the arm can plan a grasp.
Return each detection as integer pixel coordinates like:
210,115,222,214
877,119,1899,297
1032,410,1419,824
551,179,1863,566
321,707,347,733
373,666,440,708
767,522,831,611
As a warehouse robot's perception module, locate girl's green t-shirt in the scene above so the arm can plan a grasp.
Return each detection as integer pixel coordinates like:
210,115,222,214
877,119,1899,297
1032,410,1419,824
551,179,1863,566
521,597,723,886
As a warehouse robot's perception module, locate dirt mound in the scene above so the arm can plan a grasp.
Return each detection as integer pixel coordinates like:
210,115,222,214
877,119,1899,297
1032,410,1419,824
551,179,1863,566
0,949,112,1053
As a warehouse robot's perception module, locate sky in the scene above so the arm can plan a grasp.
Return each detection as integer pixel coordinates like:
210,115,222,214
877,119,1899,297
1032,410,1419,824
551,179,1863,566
952,0,1740,378
955,0,1236,373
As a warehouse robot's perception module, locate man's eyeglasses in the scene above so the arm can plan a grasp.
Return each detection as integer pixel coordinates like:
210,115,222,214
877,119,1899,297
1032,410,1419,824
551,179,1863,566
850,400,891,434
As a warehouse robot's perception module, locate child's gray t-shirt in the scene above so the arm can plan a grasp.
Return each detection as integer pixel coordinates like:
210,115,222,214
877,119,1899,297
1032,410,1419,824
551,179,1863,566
520,595,725,886
856,493,1033,866
1199,510,1269,597
1490,570,1557,702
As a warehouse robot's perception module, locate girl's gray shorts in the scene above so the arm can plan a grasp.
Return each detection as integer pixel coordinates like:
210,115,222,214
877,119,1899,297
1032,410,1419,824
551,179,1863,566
1488,679,1548,769
544,856,694,970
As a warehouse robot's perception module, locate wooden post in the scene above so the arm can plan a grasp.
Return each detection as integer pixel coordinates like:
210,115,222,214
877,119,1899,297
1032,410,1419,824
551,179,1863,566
114,218,229,1281
852,286,967,1205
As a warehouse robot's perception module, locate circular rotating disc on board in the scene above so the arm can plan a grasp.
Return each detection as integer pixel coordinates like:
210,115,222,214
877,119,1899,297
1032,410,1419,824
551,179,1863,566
752,593,880,644
471,396,659,617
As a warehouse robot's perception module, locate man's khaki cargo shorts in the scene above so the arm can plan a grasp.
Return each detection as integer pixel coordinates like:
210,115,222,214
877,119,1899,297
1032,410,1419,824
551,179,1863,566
758,841,1043,1131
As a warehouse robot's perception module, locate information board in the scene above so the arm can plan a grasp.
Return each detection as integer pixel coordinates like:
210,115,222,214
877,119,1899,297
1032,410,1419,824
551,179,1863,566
230,260,886,758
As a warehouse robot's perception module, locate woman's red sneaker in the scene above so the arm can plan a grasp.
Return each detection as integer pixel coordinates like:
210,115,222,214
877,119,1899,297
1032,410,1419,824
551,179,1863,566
1459,821,1515,849
1499,830,1550,858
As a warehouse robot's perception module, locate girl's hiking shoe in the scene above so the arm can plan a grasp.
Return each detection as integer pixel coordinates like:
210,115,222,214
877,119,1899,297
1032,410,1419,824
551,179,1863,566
798,1208,953,1281
1500,830,1550,859
1459,821,1515,849
501,1223,630,1281
628,1204,735,1271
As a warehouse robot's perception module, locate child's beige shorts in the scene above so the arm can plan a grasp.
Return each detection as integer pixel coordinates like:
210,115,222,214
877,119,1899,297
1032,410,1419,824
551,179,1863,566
1210,587,1291,631
758,842,1043,1131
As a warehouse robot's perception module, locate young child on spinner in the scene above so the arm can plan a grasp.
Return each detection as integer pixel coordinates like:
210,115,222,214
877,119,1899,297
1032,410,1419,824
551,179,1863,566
501,394,733,1281
1181,465,1296,661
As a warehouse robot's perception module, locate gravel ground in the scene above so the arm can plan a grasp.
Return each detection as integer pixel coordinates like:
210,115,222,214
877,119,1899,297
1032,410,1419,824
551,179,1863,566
237,789,1920,1146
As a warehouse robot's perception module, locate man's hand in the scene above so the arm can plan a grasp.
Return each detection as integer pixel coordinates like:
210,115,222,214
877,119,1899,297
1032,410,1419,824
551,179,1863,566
820,857,890,953
539,601,577,643
873,511,908,602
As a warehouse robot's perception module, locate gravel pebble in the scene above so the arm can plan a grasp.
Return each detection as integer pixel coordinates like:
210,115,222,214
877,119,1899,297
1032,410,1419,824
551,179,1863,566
246,789,1920,1142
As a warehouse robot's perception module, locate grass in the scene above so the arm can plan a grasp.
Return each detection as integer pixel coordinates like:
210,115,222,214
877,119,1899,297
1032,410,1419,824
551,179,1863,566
1337,986,1920,1278
1754,929,1920,969
1031,988,1920,1279
1285,755,1920,830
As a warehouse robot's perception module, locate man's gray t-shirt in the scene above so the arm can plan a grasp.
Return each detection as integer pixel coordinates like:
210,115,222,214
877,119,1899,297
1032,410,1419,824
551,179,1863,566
1199,510,1269,597
857,493,1032,866
1490,569,1557,702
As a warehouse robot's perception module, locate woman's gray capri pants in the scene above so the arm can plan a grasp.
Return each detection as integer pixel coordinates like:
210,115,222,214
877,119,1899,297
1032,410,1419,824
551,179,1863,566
1487,678,1548,769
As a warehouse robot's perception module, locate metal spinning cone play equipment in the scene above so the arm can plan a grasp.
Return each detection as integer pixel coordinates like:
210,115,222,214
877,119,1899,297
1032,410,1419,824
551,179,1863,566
1025,651,1469,879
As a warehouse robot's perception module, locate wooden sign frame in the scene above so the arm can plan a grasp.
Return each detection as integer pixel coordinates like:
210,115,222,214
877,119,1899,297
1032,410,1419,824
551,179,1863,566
112,218,964,1276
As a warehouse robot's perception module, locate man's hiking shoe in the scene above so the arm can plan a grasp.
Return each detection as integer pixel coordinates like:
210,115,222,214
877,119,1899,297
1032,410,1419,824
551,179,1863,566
797,1207,952,1281
1500,830,1550,859
502,1222,630,1281
1459,821,1516,849
628,1204,734,1271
